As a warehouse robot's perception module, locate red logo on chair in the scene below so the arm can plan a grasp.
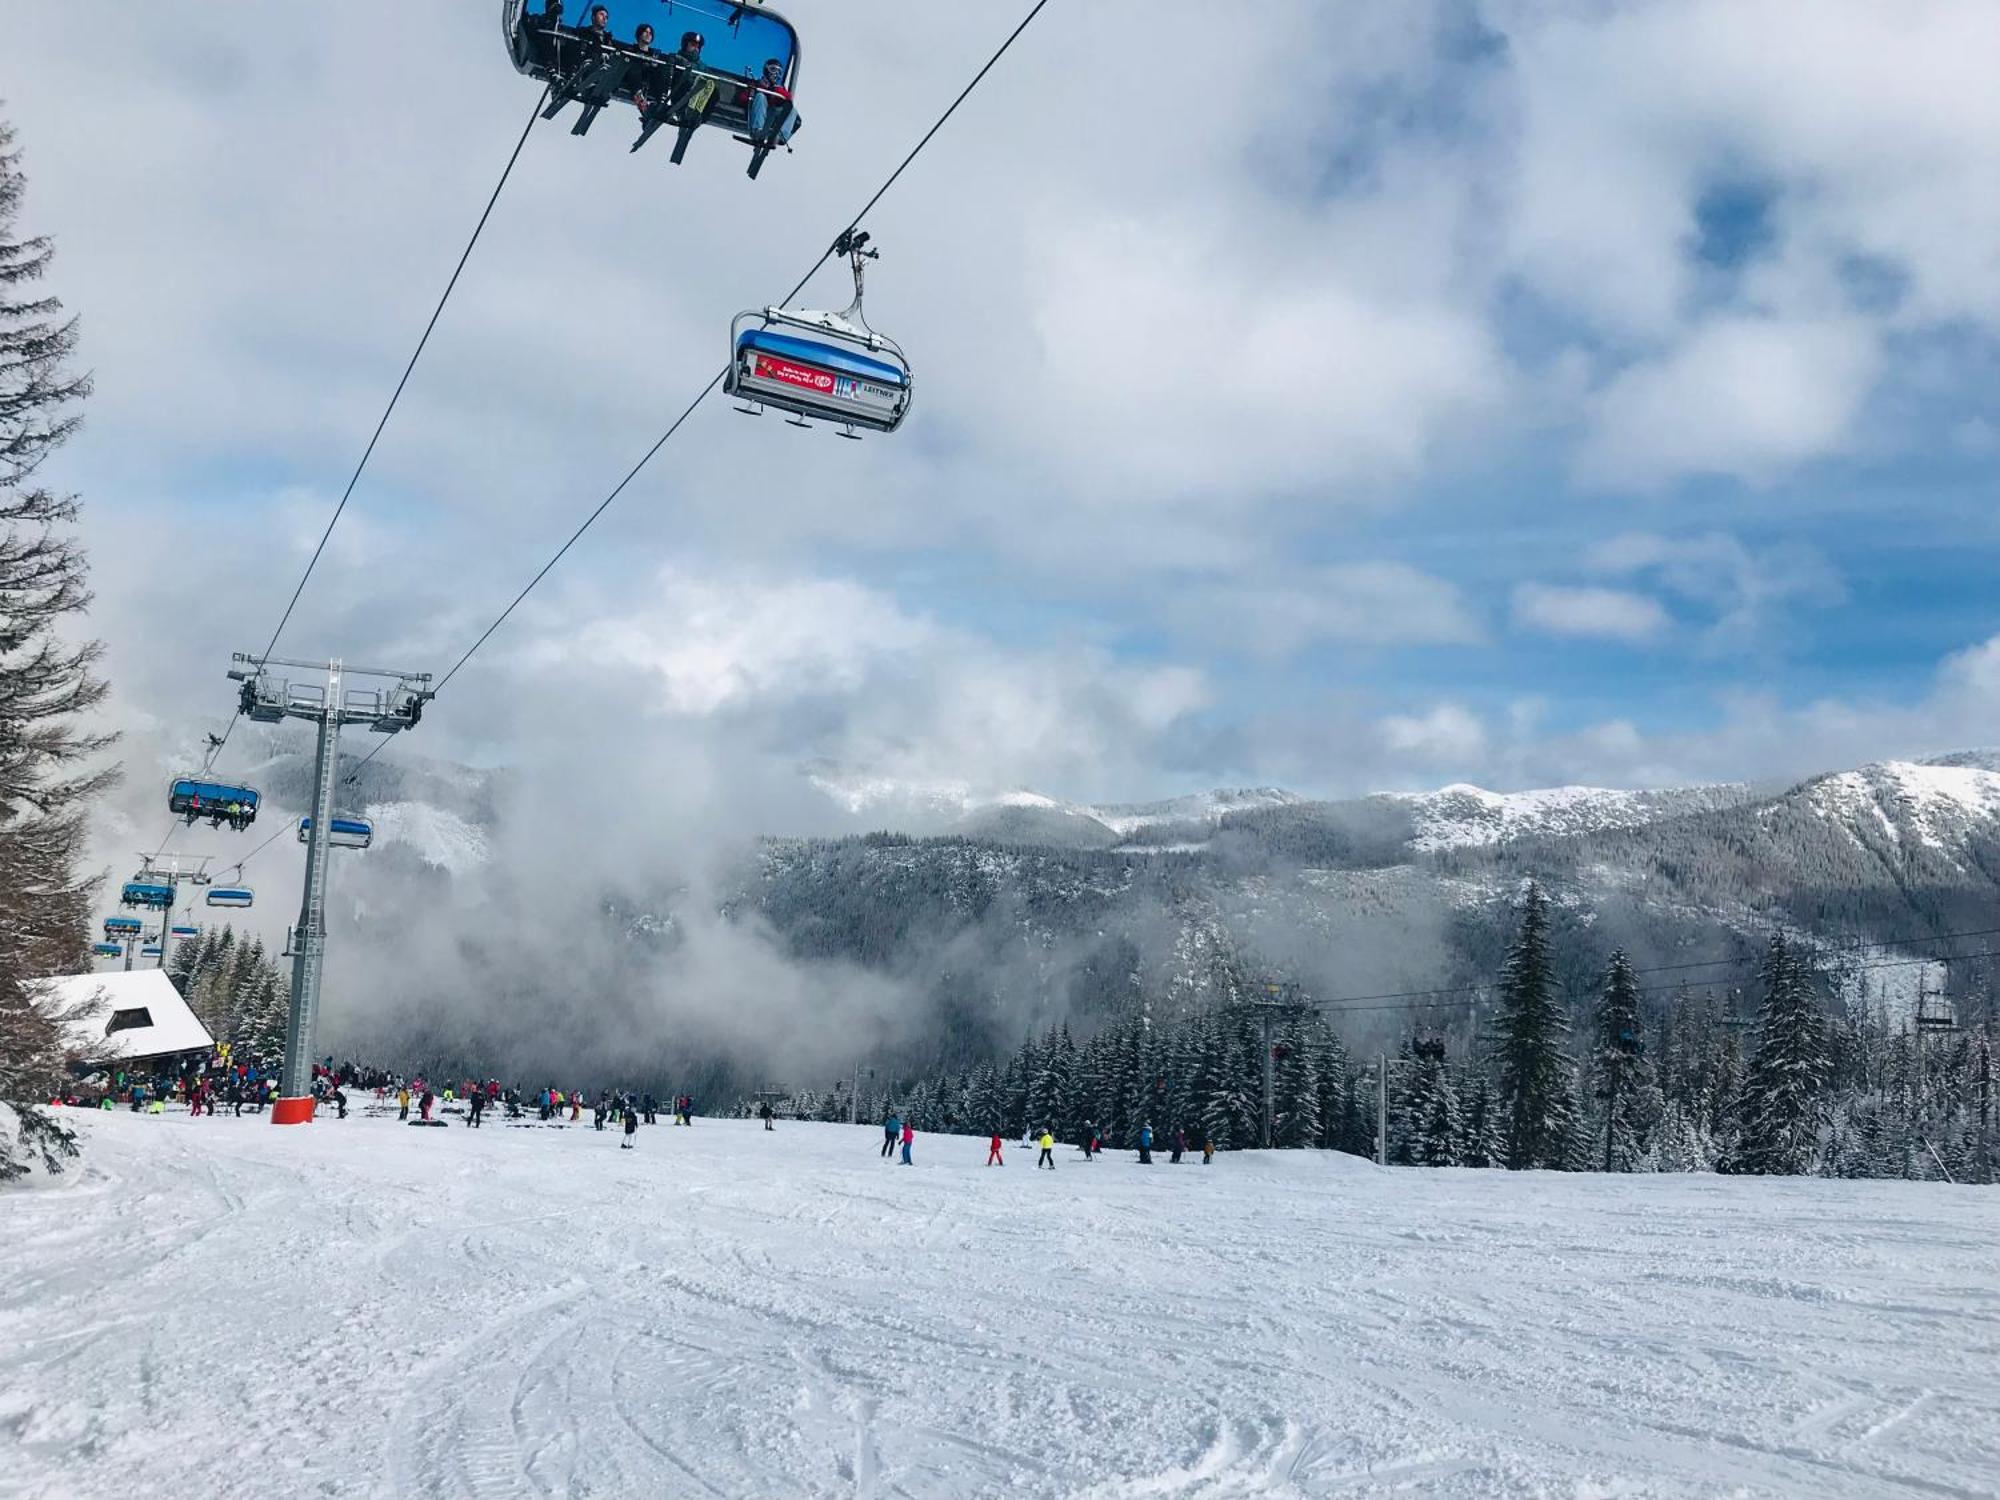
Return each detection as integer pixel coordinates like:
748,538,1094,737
755,354,835,393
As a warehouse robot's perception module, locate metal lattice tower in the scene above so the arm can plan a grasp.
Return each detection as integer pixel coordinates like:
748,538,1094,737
228,653,432,1118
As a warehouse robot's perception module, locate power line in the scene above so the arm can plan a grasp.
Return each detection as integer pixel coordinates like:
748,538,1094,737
1316,933,2000,1020
345,0,1053,786
147,87,548,864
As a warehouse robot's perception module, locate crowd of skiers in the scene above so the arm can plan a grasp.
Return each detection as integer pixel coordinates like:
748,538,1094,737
878,1112,1219,1169
60,1049,1228,1176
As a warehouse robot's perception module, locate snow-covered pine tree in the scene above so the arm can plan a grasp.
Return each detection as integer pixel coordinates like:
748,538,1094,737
1726,935,1829,1175
1494,882,1576,1169
1459,1072,1504,1168
1271,1016,1321,1148
999,1047,1028,1137
1591,950,1656,1171
1313,1019,1348,1151
1405,1046,1462,1166
0,110,115,1179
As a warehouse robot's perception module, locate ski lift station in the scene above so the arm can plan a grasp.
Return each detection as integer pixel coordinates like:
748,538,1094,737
30,969,215,1073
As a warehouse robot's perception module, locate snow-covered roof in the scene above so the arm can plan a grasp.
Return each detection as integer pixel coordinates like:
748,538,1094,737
31,969,214,1065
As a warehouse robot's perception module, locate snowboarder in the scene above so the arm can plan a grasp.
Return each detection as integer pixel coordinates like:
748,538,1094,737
642,1093,657,1125
622,1102,639,1149
1138,1123,1153,1165
419,1088,434,1123
594,1096,608,1131
899,1120,915,1165
759,1101,775,1131
1202,1137,1215,1164
881,1113,900,1159
1037,1129,1055,1169
468,1090,484,1128
332,1087,348,1120
1170,1127,1185,1165
987,1132,1004,1167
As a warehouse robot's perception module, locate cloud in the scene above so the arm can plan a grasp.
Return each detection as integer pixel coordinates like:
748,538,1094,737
1583,530,1842,649
513,562,1211,805
1512,583,1667,643
1174,562,1484,657
1380,703,1488,770
1577,316,1881,488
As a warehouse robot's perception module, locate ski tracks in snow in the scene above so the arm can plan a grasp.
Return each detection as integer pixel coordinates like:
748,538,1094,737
4,1112,1998,1498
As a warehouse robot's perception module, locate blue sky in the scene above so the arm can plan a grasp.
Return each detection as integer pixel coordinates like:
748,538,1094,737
7,0,2000,828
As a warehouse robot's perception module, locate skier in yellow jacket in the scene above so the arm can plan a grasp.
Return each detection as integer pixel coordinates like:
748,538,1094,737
1036,1129,1056,1170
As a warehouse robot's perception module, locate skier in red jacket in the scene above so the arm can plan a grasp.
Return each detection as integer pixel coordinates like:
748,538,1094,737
986,1132,1004,1166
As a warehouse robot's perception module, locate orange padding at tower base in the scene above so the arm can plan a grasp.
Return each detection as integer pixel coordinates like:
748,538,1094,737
269,1096,317,1125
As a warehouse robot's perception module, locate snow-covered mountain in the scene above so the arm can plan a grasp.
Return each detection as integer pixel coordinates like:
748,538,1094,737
143,729,2000,1071
1379,780,1755,852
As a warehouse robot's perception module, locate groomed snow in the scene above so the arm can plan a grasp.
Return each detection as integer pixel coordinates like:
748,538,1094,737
3,1113,1996,1498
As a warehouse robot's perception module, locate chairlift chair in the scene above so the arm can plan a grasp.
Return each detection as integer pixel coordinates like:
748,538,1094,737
140,945,163,959
168,776,261,829
120,880,175,910
502,0,801,171
726,230,912,438
170,924,200,940
206,886,256,910
298,816,374,851
92,942,124,959
104,916,143,939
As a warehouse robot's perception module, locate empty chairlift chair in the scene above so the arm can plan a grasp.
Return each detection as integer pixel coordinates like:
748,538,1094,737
170,924,200,940
205,886,255,910
727,230,911,438
298,817,374,851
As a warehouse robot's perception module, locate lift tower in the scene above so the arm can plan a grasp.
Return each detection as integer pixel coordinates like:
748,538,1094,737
229,654,432,1123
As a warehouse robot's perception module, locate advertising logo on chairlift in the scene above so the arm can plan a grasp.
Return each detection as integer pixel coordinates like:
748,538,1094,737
756,354,836,393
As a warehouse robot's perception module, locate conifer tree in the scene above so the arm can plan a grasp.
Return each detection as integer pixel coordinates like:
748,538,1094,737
1460,1072,1504,1168
1405,1045,1462,1166
1494,882,1576,1169
0,114,115,1175
1591,950,1653,1171
1727,935,1829,1175
1313,1020,1348,1150
1271,1016,1321,1148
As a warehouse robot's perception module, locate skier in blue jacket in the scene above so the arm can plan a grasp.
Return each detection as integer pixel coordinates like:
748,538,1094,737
1138,1123,1154,1165
881,1113,901,1159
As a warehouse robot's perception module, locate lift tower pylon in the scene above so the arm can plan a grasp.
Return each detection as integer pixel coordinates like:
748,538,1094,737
229,653,432,1124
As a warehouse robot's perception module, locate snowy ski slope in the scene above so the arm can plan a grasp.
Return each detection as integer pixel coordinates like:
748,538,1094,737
2,1111,1996,1498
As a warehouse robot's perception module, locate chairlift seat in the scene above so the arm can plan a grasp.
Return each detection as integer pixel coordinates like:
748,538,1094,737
503,0,799,165
168,777,261,826
206,887,256,909
120,881,175,910
727,314,912,434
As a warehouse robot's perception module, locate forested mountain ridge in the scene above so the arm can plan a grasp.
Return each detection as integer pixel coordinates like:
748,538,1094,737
741,756,2000,1060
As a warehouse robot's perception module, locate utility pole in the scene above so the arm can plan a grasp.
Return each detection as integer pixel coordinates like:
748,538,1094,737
1377,1054,1388,1166
230,653,432,1124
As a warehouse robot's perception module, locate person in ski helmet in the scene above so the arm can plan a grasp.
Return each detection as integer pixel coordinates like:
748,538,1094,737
1037,1129,1055,1170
